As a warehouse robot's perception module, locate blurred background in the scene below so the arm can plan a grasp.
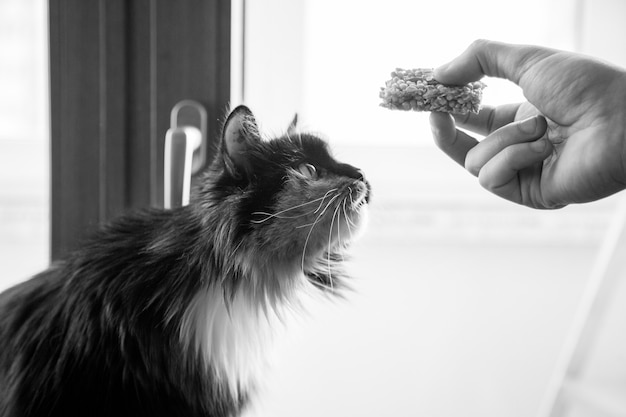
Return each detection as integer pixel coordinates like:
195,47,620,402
1,0,625,416
0,0,49,289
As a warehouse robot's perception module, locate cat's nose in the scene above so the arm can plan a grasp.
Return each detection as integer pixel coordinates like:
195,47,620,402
338,163,371,202
338,163,363,181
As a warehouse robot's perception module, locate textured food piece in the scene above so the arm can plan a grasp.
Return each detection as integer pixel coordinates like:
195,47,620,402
379,68,485,114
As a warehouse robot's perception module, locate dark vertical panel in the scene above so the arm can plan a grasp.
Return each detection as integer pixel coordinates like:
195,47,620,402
133,0,230,206
50,0,128,260
127,0,231,208
50,0,231,260
126,0,155,209
50,0,106,260
208,1,233,162
49,0,62,259
101,0,128,221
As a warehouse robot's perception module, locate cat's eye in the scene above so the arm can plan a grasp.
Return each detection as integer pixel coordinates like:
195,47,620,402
297,163,317,179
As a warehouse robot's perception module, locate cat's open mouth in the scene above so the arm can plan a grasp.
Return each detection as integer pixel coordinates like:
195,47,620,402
324,179,370,248
299,178,369,292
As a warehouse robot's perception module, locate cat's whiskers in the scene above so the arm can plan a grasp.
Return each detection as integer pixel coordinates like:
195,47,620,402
300,193,340,273
231,239,246,260
345,208,358,230
342,199,356,238
326,201,344,290
313,189,339,213
250,190,337,224
331,197,346,266
294,190,340,229
345,187,361,228
348,186,356,208
250,198,325,224
251,211,312,222
308,279,333,292
350,182,368,209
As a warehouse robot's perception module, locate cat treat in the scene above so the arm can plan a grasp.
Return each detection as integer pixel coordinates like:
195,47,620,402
379,68,485,114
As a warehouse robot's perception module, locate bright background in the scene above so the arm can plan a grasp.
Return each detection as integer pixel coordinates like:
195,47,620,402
0,0,49,289
238,1,626,417
1,1,626,416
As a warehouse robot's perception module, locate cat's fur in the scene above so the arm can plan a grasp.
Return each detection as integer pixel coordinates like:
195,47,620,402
0,106,370,417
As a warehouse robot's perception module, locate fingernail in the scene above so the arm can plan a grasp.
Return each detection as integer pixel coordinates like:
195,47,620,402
520,116,538,134
531,138,547,152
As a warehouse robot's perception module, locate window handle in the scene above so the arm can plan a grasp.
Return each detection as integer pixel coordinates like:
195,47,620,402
163,100,208,209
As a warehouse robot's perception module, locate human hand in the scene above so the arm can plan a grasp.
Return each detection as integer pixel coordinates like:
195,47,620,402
429,39,626,209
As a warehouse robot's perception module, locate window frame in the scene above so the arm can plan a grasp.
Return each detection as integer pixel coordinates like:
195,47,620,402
49,0,231,260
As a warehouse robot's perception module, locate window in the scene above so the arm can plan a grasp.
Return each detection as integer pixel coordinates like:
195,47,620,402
241,1,626,417
48,0,230,259
0,0,49,291
1,0,231,278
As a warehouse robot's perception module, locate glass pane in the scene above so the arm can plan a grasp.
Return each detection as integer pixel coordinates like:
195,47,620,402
0,0,49,291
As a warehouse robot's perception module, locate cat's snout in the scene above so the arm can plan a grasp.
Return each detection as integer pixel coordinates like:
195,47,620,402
337,162,363,181
352,169,371,205
362,179,372,204
351,176,371,206
356,170,372,204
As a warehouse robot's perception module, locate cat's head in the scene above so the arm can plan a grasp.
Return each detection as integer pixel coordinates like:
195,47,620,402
195,105,370,300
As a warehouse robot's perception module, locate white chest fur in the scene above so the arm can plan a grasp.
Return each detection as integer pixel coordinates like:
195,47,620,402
179,272,307,398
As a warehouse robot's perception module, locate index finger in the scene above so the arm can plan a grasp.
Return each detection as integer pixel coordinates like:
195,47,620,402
434,39,556,87
429,112,478,167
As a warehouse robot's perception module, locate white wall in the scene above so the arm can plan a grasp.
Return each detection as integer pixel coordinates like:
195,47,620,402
241,1,626,417
240,0,307,135
579,0,626,67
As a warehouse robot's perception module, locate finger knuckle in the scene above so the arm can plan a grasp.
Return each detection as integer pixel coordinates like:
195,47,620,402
469,38,490,52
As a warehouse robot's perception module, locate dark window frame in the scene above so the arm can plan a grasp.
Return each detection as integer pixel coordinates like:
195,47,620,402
49,0,231,260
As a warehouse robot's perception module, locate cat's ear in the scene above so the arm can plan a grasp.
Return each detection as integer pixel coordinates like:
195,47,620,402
287,113,298,134
222,105,261,178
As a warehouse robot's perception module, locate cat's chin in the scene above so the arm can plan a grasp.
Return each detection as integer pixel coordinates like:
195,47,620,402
345,200,369,244
343,178,370,243
304,201,369,260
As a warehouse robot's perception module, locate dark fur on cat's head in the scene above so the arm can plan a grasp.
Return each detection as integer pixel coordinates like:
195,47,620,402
192,105,370,302
0,105,370,417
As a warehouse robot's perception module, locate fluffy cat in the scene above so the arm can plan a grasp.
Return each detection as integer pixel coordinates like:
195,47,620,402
0,105,370,417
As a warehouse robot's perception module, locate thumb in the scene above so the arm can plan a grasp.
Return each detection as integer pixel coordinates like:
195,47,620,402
434,39,556,87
